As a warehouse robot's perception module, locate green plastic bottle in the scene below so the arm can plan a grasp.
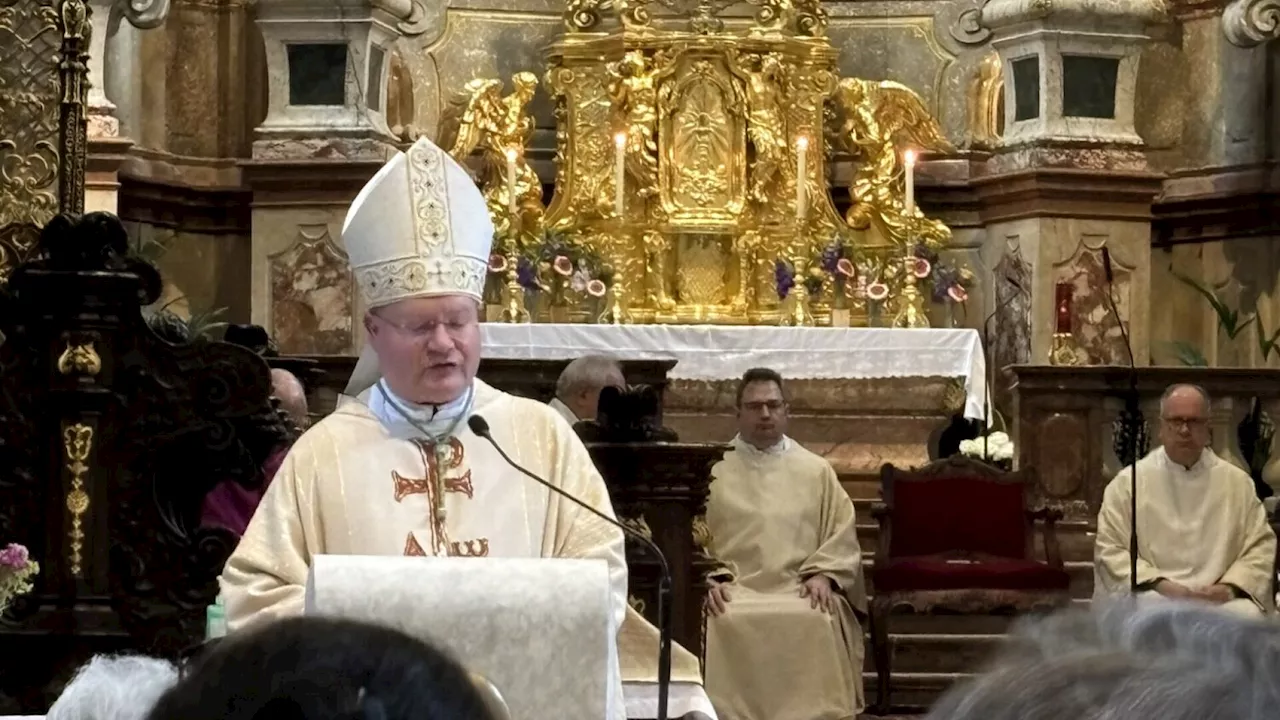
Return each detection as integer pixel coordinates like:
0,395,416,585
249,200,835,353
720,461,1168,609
205,593,227,640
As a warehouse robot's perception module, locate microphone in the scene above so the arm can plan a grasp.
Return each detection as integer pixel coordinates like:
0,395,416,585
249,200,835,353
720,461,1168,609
981,274,1027,459
467,415,674,720
1100,247,1140,594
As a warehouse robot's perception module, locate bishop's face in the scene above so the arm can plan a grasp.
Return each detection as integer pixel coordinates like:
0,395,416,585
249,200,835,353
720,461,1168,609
365,295,482,406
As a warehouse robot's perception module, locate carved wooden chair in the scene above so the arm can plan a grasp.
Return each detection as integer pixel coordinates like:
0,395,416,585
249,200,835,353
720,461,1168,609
869,456,1071,713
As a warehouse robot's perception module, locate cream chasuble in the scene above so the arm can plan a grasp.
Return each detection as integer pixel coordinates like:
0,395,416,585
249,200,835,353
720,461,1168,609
704,437,868,720
1094,447,1276,615
220,378,629,718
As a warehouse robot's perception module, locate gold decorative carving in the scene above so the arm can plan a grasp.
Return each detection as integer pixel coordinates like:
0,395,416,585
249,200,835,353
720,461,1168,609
967,52,1004,149
62,422,94,577
692,514,712,552
628,594,647,614
621,514,654,540
57,341,101,377
447,1,953,326
831,78,954,250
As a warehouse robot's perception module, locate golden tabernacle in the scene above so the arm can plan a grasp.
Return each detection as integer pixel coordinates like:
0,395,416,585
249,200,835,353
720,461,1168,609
434,1,958,328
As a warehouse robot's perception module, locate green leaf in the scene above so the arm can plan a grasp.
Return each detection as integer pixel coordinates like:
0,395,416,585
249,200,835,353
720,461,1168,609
1166,341,1209,367
1171,270,1256,339
1258,323,1280,362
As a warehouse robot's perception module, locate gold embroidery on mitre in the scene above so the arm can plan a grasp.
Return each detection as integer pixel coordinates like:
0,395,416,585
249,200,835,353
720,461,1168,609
449,538,490,557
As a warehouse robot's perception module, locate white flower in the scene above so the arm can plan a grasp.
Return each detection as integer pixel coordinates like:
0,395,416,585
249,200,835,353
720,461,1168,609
958,439,980,457
959,432,1015,462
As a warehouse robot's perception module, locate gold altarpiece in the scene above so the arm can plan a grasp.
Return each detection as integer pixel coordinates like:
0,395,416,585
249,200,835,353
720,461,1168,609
440,0,957,327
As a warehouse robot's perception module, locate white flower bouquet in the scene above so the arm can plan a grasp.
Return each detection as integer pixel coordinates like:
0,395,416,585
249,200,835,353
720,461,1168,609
959,430,1015,465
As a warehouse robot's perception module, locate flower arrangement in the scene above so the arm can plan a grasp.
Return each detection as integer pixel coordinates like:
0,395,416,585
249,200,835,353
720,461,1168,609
959,431,1014,465
501,231,613,308
911,244,973,305
774,259,796,299
0,543,38,615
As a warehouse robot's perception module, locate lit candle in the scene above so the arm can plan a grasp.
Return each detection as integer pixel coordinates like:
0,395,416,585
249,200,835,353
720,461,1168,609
614,132,627,218
504,147,518,216
903,149,916,216
796,136,809,223
1055,282,1074,334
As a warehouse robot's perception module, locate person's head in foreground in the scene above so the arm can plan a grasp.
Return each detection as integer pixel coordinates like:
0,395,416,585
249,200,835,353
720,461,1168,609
147,616,500,720
735,367,789,450
48,655,178,720
925,599,1280,720
1158,383,1212,468
342,136,494,406
555,354,626,421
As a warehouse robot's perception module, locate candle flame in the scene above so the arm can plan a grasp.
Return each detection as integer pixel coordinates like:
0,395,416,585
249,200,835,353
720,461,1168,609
797,136,809,150
904,149,917,166
615,132,627,148
504,147,518,161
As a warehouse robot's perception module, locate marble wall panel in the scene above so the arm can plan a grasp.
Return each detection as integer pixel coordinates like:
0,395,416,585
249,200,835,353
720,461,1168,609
123,221,253,324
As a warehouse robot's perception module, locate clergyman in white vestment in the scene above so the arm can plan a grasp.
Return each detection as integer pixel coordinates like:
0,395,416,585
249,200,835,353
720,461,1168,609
549,354,626,425
703,369,869,720
1094,384,1277,616
218,136,628,718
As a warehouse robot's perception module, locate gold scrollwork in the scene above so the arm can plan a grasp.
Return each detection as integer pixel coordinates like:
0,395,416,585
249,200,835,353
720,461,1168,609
62,422,94,577
621,514,653,540
56,341,101,377
628,594,647,615
692,514,712,552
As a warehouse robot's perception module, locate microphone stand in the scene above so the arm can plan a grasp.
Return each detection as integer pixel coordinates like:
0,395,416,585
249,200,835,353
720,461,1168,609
469,416,674,720
1101,248,1140,594
982,276,1027,459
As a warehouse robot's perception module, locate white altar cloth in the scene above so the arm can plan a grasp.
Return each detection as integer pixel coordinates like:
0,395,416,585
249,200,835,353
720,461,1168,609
481,324,987,420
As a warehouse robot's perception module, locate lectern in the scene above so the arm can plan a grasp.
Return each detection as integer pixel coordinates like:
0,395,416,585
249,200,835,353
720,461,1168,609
306,555,622,720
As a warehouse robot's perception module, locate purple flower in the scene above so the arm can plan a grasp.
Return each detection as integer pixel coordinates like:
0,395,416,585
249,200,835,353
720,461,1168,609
931,265,959,303
913,243,939,265
0,543,29,569
774,260,795,299
516,257,539,291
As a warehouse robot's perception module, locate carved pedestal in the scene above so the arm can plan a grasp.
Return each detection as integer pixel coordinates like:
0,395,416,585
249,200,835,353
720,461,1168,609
585,442,725,662
0,214,286,712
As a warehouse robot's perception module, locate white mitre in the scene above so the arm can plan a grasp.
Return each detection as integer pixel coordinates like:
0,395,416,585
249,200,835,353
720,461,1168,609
342,135,494,395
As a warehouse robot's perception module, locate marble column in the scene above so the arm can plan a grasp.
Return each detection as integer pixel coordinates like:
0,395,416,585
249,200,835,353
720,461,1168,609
85,0,169,213
247,0,413,355
977,0,1167,366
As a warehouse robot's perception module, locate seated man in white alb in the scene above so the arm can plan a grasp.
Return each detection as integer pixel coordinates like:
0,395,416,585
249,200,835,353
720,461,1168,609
703,368,868,720
551,354,626,424
1094,383,1276,616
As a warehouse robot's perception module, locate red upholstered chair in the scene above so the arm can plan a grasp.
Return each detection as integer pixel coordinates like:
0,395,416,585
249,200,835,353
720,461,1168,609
869,456,1071,713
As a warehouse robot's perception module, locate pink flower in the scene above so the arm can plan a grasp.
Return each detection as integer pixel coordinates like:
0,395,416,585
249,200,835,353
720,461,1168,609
866,282,889,301
948,284,968,303
912,257,932,278
488,254,508,273
835,258,856,277
553,256,574,276
586,279,607,298
0,543,29,569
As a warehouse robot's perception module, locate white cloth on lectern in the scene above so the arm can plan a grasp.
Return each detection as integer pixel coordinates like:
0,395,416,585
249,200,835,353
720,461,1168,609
306,555,622,720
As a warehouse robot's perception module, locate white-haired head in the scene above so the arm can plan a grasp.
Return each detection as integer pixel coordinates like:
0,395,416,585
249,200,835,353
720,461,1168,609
554,354,625,421
926,599,1280,720
48,655,179,720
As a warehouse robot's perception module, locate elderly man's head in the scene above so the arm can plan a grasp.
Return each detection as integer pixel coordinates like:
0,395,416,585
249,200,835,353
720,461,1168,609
48,655,178,720
270,368,309,429
363,295,482,406
1158,383,1212,468
926,600,1280,720
555,355,625,421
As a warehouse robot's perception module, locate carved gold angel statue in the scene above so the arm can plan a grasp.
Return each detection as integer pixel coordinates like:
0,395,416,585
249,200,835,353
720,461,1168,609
831,77,954,247
609,50,661,199
744,53,789,207
438,72,544,241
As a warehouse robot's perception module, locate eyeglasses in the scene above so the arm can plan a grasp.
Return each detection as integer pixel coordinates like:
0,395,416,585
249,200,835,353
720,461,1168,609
1161,416,1208,430
371,311,476,342
743,400,785,413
